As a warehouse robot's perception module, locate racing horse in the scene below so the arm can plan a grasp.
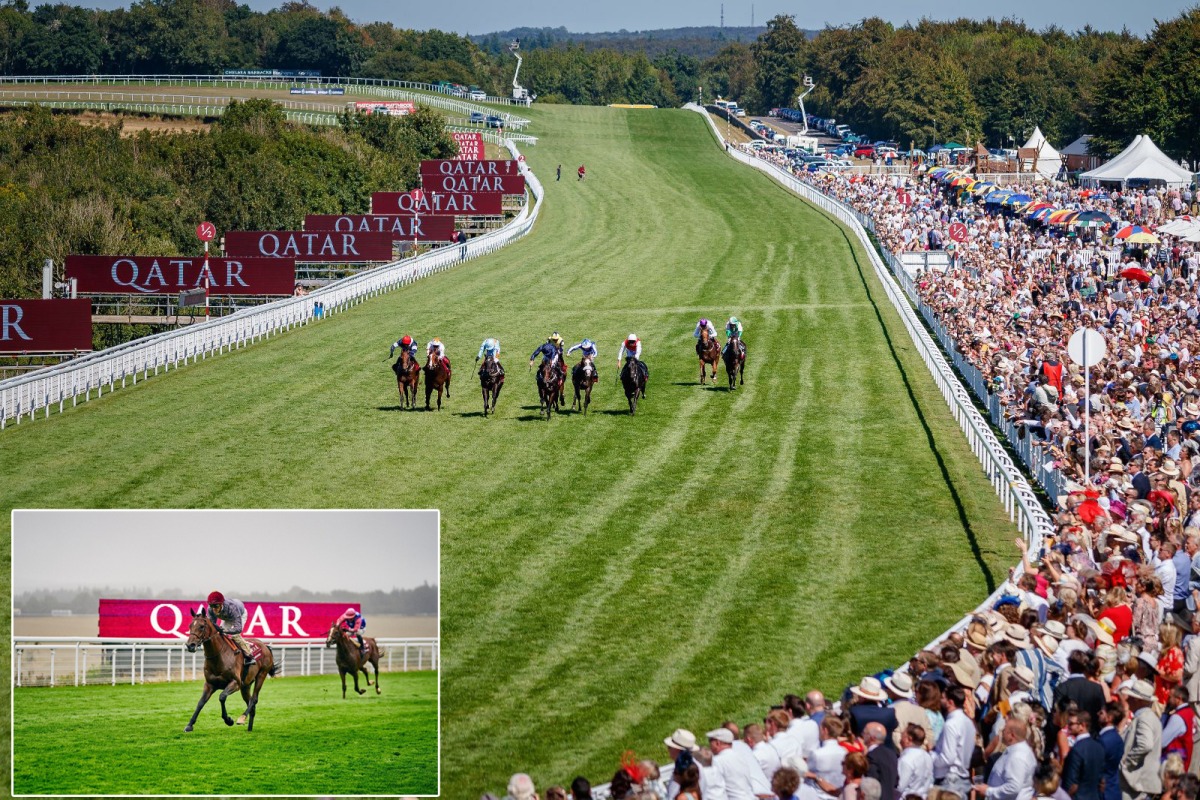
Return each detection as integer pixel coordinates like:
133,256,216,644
392,349,420,409
424,351,451,410
620,356,646,415
184,608,278,733
696,328,721,385
723,337,746,390
535,358,564,418
571,357,598,414
478,354,505,417
325,620,382,699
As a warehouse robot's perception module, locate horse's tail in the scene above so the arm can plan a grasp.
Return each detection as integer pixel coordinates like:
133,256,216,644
266,644,280,677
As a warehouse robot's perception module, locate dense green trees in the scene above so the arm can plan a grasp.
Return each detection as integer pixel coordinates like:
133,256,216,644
0,101,454,298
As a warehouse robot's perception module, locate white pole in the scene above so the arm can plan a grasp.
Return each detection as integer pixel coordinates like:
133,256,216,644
1084,329,1090,485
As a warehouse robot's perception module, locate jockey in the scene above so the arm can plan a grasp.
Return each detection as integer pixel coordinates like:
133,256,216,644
529,333,565,374
338,608,367,656
724,316,745,360
618,334,649,383
693,318,718,340
389,335,419,360
427,337,451,376
567,338,599,379
476,338,504,375
205,591,255,675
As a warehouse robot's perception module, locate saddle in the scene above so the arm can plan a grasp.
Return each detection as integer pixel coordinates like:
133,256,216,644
222,633,263,662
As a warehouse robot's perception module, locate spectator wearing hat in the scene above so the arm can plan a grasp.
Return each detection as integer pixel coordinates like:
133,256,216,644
863,723,898,800
884,673,931,751
664,729,700,800
1062,710,1105,800
506,773,537,800
707,726,771,800
896,724,933,799
932,685,974,797
972,717,1037,800
1118,679,1163,800
848,678,898,751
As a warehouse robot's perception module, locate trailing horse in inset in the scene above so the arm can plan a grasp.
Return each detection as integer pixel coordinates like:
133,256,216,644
620,356,647,415
723,337,746,390
696,329,720,385
183,609,278,733
325,621,381,699
424,351,451,410
478,354,505,417
392,349,420,409
571,357,598,414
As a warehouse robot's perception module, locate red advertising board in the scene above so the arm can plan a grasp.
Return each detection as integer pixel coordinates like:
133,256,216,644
420,172,525,194
224,231,393,262
98,599,358,640
353,101,415,116
65,256,295,296
0,298,92,353
305,214,456,241
372,191,503,216
451,132,484,160
420,159,520,177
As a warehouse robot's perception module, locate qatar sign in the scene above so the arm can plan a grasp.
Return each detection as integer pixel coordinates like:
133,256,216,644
420,159,520,177
372,191,503,216
224,231,394,262
451,132,484,160
65,256,295,296
98,599,358,640
353,101,415,116
305,214,456,241
420,172,525,195
0,299,92,352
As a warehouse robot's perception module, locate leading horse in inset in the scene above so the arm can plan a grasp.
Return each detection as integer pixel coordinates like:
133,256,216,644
696,329,720,385
478,354,504,417
325,621,382,699
424,351,451,410
620,357,646,415
723,338,746,390
184,609,278,733
535,358,564,418
571,357,598,414
392,349,420,409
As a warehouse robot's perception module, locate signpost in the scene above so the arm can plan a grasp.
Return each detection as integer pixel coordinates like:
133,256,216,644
1067,327,1107,483
197,221,215,317
948,222,968,243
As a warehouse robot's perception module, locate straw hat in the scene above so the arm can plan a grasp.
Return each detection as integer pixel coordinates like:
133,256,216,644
884,672,915,700
1121,679,1155,702
850,676,888,703
1004,624,1034,650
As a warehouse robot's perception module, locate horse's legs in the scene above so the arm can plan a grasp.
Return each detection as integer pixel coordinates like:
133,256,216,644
340,668,348,699
352,666,365,695
219,682,239,726
245,674,266,732
425,377,433,410
482,384,489,417
373,657,382,694
185,681,214,732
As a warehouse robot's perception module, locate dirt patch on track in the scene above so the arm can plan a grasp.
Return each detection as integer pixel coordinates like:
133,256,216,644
71,111,212,136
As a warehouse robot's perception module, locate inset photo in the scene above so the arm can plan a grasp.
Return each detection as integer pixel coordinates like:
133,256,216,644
11,509,439,797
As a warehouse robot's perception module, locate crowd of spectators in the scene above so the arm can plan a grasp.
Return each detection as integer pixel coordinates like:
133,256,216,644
485,141,1200,800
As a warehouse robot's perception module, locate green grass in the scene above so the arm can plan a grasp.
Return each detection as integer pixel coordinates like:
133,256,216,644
1,104,1019,796
12,672,437,794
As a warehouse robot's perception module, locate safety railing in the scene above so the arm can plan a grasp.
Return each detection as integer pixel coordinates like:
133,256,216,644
0,74,533,126
13,636,438,687
0,138,543,429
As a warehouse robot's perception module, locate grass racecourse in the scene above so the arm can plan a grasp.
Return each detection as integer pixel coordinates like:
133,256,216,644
0,104,1021,796
12,673,437,794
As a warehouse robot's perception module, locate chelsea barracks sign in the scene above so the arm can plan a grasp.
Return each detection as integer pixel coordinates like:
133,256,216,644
98,599,358,640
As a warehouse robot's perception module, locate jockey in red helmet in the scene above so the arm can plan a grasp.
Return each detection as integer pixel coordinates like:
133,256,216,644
338,608,367,656
390,335,419,360
206,591,255,675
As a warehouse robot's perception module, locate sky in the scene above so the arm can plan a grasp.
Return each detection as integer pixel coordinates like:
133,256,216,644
12,509,438,595
81,0,1190,37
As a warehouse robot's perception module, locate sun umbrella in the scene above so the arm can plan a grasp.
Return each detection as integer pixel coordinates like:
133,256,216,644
1119,266,1152,283
1048,210,1079,225
985,191,1013,205
949,175,974,188
1029,207,1057,221
971,182,997,195
1115,225,1155,240
1003,193,1033,206
1071,210,1113,228
1124,231,1161,244
1023,202,1054,216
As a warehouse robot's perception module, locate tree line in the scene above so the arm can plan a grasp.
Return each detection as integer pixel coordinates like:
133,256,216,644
16,582,439,615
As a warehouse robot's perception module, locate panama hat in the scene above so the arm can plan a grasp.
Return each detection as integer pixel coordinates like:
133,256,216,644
1088,617,1116,646
850,676,888,703
1009,665,1036,688
1004,624,1034,650
1161,460,1181,477
1107,524,1138,544
946,657,981,689
884,672,914,699
1121,678,1156,702
706,727,734,744
664,728,699,752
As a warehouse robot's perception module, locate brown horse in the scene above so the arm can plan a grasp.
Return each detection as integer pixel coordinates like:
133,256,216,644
723,337,746,390
620,356,646,415
571,357,598,414
184,609,278,733
325,622,382,699
535,358,564,418
392,349,420,409
478,354,505,417
696,329,720,384
424,351,451,410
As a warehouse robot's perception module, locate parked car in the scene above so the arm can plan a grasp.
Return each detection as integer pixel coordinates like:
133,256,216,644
854,144,876,158
468,86,487,101
486,114,504,128
469,112,485,124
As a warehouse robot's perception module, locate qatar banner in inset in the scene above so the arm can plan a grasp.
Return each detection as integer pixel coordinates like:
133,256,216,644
352,101,415,116
224,231,394,262
0,299,92,353
98,599,359,640
371,191,503,216
65,256,295,296
420,159,519,177
304,214,456,241
420,172,525,195
451,132,485,160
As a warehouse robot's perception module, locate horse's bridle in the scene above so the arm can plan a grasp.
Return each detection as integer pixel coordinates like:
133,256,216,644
185,617,215,653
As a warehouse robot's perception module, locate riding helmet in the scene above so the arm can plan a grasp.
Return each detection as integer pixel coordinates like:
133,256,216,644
207,590,225,605
699,318,709,328
400,335,412,347
343,608,357,619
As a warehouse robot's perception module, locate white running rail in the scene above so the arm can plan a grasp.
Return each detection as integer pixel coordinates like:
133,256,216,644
0,139,544,429
13,635,438,687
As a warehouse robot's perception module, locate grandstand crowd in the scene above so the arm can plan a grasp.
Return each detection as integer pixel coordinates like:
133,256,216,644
486,146,1200,800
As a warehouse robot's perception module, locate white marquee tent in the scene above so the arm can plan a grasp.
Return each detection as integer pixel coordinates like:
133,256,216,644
1080,134,1194,188
1021,126,1063,180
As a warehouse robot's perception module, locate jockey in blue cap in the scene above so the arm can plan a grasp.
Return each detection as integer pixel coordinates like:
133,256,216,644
567,338,599,380
476,337,504,375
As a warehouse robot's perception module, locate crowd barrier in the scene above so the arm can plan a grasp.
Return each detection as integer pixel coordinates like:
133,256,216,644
0,139,544,429
0,74,533,126
13,635,438,687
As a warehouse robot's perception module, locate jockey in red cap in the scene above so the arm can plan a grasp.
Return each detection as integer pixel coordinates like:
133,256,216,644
206,591,255,676
338,608,367,656
390,335,419,360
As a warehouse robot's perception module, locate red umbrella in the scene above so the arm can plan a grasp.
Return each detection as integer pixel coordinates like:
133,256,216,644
1119,266,1152,283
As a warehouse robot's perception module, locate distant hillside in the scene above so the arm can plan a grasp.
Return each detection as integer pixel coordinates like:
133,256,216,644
472,25,814,59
